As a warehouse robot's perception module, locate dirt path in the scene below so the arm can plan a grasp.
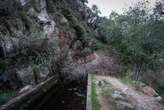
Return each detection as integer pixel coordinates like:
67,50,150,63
94,75,164,110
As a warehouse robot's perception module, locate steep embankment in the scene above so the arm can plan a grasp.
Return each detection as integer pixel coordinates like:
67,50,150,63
0,0,96,105
0,0,94,87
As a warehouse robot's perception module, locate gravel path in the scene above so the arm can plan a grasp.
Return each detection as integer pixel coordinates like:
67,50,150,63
95,75,164,110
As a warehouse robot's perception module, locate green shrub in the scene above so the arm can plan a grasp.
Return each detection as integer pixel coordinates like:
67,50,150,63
91,75,101,110
47,0,56,13
0,91,16,105
0,62,6,71
61,8,78,27
74,24,86,39
93,41,108,51
157,89,164,103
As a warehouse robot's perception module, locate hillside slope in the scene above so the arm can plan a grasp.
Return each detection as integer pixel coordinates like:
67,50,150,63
0,0,95,87
0,0,99,105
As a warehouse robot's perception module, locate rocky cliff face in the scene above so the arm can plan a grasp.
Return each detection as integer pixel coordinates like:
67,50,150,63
0,0,95,89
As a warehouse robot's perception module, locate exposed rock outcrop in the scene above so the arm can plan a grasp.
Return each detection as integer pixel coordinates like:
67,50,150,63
0,0,95,91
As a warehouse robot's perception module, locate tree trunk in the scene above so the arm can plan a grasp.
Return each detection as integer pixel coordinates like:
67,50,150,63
132,63,142,81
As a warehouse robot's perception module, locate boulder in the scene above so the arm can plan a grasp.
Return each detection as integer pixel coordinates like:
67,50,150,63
141,86,158,97
112,90,125,100
111,90,134,110
115,100,134,110
155,96,162,102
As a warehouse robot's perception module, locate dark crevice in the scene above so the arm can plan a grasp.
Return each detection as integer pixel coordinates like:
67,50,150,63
28,77,87,110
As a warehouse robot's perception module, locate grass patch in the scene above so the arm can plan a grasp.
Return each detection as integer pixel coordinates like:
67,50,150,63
121,77,134,85
121,77,143,87
91,75,101,110
102,87,113,97
101,81,113,97
158,89,164,103
0,90,16,105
